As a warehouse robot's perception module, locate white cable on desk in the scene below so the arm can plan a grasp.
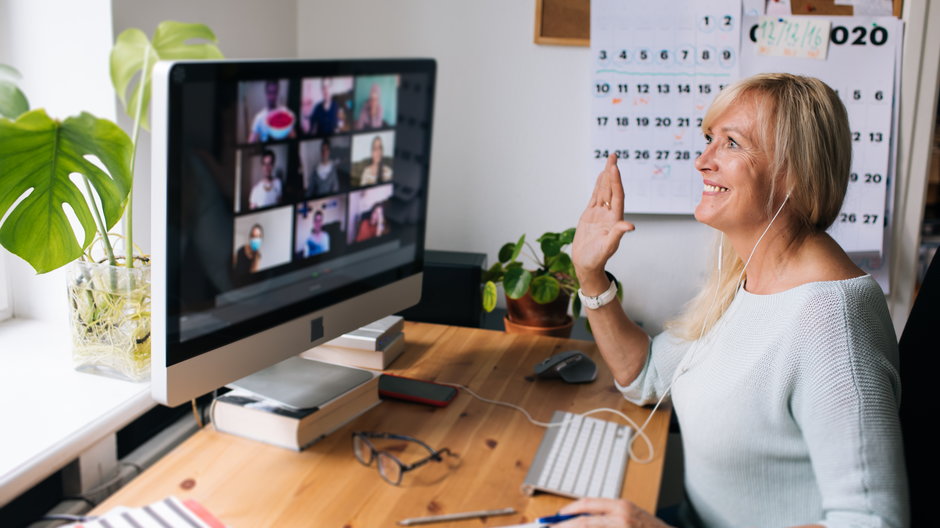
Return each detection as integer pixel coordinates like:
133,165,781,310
440,382,656,464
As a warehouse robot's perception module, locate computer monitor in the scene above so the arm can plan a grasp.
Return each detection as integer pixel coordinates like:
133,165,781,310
150,59,436,407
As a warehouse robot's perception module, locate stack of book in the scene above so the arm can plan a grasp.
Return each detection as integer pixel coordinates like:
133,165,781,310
212,359,380,451
301,315,406,370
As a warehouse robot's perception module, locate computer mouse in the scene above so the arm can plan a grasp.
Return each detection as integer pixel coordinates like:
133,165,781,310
533,350,597,384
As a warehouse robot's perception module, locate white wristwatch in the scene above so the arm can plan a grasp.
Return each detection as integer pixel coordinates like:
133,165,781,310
577,276,618,310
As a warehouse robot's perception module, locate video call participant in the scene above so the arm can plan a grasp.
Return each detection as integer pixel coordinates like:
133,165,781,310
305,210,330,257
307,78,340,136
232,224,263,285
559,74,907,528
308,139,340,197
354,202,389,242
248,80,296,143
359,136,393,186
249,149,282,210
355,83,387,130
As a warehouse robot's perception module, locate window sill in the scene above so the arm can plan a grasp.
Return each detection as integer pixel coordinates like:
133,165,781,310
0,317,155,507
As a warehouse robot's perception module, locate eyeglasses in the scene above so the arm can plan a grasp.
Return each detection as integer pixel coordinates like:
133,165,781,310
352,432,456,485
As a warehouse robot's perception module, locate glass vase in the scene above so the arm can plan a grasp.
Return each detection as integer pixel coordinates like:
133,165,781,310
67,260,151,382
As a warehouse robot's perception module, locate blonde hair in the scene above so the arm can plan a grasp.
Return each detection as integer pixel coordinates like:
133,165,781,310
668,73,852,341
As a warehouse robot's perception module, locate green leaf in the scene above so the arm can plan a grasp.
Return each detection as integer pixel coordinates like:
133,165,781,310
509,234,525,262
503,267,532,299
497,242,516,263
536,232,558,244
111,21,223,130
548,252,572,274
0,65,29,119
560,227,576,245
482,281,498,312
0,109,133,273
0,81,29,120
481,262,504,283
572,294,582,320
541,237,562,258
530,275,560,304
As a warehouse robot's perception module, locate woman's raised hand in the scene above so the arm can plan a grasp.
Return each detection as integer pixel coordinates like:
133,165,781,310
572,154,635,292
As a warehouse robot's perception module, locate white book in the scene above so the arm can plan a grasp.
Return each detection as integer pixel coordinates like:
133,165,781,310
326,315,405,350
303,332,405,370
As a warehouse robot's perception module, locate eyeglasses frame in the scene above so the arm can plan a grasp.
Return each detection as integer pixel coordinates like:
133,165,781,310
352,432,455,485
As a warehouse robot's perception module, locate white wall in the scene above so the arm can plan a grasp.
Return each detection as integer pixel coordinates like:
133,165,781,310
296,0,713,333
0,0,116,323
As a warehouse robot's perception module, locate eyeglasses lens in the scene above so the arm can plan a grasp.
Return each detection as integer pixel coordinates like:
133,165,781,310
353,435,373,465
376,452,403,485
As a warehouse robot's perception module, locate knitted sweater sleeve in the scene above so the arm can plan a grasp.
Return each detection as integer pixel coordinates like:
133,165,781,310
615,330,690,405
792,282,909,528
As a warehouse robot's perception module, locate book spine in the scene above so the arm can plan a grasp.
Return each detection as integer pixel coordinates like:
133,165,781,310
212,375,379,450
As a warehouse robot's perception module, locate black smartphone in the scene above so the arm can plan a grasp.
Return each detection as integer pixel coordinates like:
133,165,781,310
378,374,458,407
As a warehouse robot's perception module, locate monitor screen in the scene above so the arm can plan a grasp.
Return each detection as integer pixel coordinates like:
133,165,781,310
151,59,436,406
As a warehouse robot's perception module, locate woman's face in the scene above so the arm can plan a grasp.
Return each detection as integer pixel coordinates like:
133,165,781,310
371,138,383,164
693,96,777,236
321,142,330,160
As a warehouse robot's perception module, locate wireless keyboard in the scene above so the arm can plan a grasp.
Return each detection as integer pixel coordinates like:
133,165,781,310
521,410,632,499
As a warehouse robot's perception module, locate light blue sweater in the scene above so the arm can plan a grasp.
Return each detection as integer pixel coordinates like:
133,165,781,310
620,275,909,528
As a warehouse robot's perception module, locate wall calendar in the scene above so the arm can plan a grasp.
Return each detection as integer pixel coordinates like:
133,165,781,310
590,0,902,255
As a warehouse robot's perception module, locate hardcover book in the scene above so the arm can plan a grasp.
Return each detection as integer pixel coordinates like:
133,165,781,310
212,370,380,450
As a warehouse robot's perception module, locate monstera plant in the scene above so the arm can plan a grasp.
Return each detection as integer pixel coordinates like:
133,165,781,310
0,22,223,381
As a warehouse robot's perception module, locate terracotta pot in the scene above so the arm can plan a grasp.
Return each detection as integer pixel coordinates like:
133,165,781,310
503,314,574,338
504,291,573,338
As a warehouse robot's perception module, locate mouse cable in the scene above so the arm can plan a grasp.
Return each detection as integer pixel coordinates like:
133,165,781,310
440,382,655,464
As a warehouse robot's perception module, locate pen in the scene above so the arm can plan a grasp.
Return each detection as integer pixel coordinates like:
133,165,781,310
397,507,516,526
537,512,590,525
491,513,592,528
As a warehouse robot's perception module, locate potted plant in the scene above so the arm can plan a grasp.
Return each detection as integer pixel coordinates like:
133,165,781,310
481,228,620,338
0,22,223,381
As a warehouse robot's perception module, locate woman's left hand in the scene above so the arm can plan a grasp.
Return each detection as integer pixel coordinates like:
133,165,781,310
552,498,673,528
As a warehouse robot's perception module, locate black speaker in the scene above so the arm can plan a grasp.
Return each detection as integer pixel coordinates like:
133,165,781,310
399,250,486,328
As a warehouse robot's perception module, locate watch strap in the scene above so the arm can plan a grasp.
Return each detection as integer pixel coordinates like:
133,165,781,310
578,274,618,310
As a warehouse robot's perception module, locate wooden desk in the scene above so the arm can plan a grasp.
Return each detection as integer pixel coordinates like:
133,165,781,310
93,322,671,526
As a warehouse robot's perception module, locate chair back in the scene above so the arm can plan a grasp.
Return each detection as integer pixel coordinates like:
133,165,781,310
898,250,939,526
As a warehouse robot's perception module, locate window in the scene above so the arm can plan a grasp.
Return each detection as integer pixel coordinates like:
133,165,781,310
0,253,11,321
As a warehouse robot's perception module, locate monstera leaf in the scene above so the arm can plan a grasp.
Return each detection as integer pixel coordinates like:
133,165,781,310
111,21,223,129
0,64,29,119
0,109,133,273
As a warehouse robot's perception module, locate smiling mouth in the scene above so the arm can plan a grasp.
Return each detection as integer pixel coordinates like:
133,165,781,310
704,183,730,193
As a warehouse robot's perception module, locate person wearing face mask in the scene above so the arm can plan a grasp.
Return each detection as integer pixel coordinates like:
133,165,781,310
232,224,263,286
560,74,907,528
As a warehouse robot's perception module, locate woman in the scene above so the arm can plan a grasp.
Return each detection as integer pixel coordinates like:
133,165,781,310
354,202,389,242
359,135,393,186
355,82,386,130
561,74,907,527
